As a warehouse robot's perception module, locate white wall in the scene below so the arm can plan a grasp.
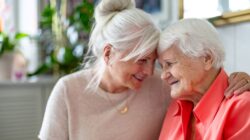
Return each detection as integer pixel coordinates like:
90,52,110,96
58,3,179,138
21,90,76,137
2,0,39,72
217,22,250,74
2,0,17,33
16,0,39,72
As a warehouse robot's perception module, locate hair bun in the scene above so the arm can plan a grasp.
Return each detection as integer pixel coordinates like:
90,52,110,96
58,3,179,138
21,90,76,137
95,0,135,23
97,0,135,14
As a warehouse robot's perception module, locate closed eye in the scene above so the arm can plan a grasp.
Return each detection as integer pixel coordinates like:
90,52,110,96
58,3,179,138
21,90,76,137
136,59,148,65
163,61,177,70
165,62,174,67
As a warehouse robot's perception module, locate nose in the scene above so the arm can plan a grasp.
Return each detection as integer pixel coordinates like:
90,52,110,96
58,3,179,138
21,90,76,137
143,63,154,76
161,69,170,80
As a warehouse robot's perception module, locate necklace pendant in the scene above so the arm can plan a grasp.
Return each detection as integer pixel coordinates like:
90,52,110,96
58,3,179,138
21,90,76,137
119,106,128,114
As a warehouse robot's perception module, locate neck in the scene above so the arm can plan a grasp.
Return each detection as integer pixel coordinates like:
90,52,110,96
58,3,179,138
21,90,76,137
100,69,128,94
191,68,221,106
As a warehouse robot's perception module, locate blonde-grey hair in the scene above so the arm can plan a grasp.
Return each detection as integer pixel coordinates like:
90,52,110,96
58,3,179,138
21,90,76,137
158,18,225,69
85,0,160,91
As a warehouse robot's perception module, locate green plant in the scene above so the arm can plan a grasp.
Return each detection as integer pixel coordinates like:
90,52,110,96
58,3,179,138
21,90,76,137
0,32,28,57
28,0,94,76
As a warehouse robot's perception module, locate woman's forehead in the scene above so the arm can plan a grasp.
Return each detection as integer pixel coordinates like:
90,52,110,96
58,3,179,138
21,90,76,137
137,49,157,59
159,46,178,58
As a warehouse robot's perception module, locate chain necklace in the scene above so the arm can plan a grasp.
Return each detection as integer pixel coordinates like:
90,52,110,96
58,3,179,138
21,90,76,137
105,92,131,115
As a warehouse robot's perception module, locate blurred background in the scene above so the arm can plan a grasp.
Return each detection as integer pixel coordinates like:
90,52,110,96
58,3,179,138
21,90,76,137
0,0,250,139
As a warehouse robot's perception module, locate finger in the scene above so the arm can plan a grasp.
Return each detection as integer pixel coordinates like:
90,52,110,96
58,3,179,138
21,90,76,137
228,72,238,82
224,87,235,98
224,79,246,98
225,72,249,98
226,73,240,92
225,72,248,96
234,80,250,95
225,83,235,96
229,72,249,83
224,79,240,97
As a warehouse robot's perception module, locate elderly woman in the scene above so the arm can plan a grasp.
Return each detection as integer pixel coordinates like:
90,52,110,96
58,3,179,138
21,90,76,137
158,18,250,140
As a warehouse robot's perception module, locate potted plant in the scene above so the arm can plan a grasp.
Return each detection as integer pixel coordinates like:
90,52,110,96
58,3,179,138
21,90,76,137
28,0,94,77
0,32,28,80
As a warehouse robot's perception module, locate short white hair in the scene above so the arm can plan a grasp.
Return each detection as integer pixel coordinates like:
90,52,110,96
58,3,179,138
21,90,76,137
85,0,160,91
158,18,225,68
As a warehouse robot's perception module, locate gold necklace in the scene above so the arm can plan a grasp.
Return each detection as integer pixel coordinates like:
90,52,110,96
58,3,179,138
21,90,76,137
119,106,129,114
105,93,130,114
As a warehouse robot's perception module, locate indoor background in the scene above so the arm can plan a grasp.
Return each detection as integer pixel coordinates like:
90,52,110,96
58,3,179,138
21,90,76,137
0,0,250,139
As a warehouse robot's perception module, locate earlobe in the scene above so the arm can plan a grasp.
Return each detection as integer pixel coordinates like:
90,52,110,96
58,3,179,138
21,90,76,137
103,44,112,64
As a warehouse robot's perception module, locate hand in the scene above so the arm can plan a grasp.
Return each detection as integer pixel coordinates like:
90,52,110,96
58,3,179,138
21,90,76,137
225,72,250,98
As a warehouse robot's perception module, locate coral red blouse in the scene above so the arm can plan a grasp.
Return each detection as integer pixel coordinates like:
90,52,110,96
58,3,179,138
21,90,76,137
159,69,250,140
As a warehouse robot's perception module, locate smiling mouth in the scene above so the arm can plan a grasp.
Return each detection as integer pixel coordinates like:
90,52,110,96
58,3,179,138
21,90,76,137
169,80,179,86
133,75,145,82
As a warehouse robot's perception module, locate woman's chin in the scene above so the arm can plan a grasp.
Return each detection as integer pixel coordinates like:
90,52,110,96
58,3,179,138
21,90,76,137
170,91,182,99
133,84,142,90
129,82,143,91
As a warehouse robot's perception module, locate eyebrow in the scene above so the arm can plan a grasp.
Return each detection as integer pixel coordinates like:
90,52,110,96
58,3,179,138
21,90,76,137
141,56,154,60
162,58,176,62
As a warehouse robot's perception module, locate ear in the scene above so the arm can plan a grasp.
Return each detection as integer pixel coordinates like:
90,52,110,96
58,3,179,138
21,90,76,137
103,44,112,64
203,51,214,70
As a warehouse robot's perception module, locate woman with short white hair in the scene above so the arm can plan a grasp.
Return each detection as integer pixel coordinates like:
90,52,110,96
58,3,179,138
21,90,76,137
159,18,250,140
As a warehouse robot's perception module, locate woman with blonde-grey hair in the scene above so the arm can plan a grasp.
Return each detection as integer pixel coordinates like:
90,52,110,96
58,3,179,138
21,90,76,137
39,0,168,139
39,0,250,139
159,18,250,140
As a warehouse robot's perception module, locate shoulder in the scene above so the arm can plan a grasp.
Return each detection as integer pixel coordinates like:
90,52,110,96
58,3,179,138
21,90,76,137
221,91,250,138
51,69,92,96
224,91,250,107
58,69,91,89
60,69,91,84
220,91,250,119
